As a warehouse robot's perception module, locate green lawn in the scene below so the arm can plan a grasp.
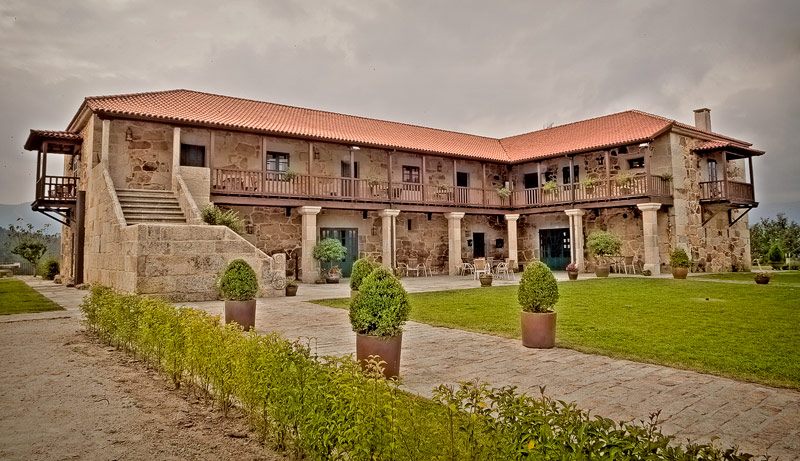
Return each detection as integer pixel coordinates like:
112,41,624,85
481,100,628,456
694,270,800,285
314,278,800,389
0,278,65,315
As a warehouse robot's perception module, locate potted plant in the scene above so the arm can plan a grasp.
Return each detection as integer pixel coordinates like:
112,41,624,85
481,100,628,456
283,168,298,181
350,258,377,297
496,186,512,199
566,263,579,280
767,244,784,270
754,271,772,285
581,176,599,192
479,272,493,287
285,278,298,296
586,230,621,277
670,248,691,279
218,259,259,331
313,238,347,283
349,267,411,378
542,180,558,194
616,172,634,189
518,261,559,349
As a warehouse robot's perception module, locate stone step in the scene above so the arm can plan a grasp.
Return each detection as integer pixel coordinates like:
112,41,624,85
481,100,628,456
125,215,186,223
121,208,185,216
116,190,178,200
121,203,183,211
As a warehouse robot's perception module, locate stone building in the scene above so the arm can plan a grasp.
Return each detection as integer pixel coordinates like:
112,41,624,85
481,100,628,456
24,90,763,298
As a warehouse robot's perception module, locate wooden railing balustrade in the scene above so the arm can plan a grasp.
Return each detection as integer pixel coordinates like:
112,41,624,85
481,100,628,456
36,175,78,201
699,180,755,203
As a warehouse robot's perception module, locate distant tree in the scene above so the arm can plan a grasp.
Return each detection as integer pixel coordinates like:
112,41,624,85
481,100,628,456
5,223,57,277
750,213,800,260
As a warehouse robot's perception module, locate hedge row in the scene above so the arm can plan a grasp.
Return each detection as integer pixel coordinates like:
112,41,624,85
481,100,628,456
80,286,755,460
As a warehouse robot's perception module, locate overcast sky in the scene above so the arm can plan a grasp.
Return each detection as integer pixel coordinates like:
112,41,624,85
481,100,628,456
1,0,798,221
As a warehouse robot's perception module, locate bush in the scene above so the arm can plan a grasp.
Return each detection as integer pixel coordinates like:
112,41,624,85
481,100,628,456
218,259,259,301
350,258,377,290
517,261,559,313
586,230,621,261
767,244,784,266
201,205,245,234
80,286,756,460
39,258,60,280
670,248,691,269
313,238,347,275
349,267,410,337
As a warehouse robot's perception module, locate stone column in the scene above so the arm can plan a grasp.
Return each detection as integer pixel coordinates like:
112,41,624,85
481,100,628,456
172,127,181,184
298,206,322,283
378,209,400,269
564,209,586,270
444,212,465,275
637,203,662,275
505,214,519,265
100,119,111,168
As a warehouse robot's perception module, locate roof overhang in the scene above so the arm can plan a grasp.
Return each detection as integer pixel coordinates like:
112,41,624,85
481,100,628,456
693,141,765,159
24,129,82,153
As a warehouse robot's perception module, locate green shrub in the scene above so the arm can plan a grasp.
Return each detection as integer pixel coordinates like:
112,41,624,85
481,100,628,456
349,267,410,337
80,286,757,460
350,258,377,290
767,244,784,265
39,258,60,280
218,259,259,301
586,230,621,261
201,205,245,234
517,261,559,313
670,248,691,268
313,238,347,274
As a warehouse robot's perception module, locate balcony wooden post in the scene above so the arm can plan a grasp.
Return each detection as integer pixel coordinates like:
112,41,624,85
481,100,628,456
482,164,487,206
722,152,729,199
569,156,575,203
42,142,49,197
605,150,611,196
421,154,427,201
260,137,267,195
388,150,394,204
748,156,755,193
35,149,42,198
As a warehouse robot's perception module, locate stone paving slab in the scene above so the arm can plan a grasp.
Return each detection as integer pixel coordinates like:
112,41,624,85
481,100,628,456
22,277,800,460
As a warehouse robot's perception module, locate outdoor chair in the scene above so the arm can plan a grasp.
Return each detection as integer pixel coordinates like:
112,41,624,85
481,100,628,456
495,261,512,280
623,255,637,274
420,257,433,277
473,258,490,280
405,260,421,277
456,259,474,276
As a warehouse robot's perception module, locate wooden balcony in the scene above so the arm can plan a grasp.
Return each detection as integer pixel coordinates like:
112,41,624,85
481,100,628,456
35,175,78,204
211,168,672,212
700,180,756,206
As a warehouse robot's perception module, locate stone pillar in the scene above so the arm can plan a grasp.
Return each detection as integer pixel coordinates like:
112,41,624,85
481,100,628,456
637,203,662,275
444,212,465,275
298,206,321,283
100,119,111,168
378,209,400,269
172,126,181,183
505,214,519,265
564,209,586,270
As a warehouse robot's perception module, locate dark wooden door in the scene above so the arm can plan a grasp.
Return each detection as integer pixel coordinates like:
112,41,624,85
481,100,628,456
473,232,485,258
320,228,358,276
539,228,571,270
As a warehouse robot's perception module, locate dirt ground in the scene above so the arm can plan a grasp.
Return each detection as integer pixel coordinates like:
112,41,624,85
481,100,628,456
0,316,283,460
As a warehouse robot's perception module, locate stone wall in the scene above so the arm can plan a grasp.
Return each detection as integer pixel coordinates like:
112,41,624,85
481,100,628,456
107,120,173,190
396,212,449,272
583,207,671,270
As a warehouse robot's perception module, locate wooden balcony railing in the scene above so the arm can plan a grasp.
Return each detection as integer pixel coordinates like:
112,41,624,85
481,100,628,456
211,168,672,209
700,180,755,204
35,175,78,202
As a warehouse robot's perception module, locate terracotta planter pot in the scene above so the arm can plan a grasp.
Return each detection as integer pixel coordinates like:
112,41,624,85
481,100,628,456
479,274,493,287
224,299,256,331
325,275,340,284
567,271,579,280
520,311,556,349
672,267,689,279
285,285,298,297
594,265,610,278
356,333,403,379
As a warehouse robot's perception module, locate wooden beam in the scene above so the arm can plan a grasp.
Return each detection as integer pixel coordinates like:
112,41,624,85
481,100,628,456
569,156,575,203
605,150,611,196
308,142,314,176
721,151,728,198
209,131,215,168
482,163,487,206
748,156,755,190
421,153,427,200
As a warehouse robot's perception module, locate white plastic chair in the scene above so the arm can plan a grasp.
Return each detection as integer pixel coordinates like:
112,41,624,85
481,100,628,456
473,258,489,280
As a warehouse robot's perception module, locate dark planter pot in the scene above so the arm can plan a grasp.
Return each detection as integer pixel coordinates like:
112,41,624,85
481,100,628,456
754,275,771,285
479,274,493,287
770,264,782,270
285,285,298,296
672,267,689,279
567,271,579,281
356,333,403,379
594,265,610,278
224,299,256,331
325,273,341,284
520,311,556,349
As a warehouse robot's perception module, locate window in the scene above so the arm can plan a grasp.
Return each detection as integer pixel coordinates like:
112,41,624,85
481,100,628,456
266,151,289,172
402,166,420,183
627,157,645,169
523,173,539,189
456,172,469,187
543,171,557,183
180,143,206,167
562,166,580,184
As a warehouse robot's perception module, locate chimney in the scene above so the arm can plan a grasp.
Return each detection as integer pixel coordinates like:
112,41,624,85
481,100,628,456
693,108,711,132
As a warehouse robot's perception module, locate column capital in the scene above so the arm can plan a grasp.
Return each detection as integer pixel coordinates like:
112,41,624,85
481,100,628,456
564,208,586,217
636,203,662,212
504,214,520,221
444,212,465,220
378,209,400,218
298,206,322,216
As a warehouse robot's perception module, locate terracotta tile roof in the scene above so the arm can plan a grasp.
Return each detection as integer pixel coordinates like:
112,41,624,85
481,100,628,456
74,89,760,163
694,140,765,156
24,129,82,151
83,90,508,161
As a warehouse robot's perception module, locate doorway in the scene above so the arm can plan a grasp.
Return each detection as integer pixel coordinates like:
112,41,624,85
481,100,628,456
319,228,358,276
456,172,469,203
472,232,485,258
340,161,359,197
539,228,571,270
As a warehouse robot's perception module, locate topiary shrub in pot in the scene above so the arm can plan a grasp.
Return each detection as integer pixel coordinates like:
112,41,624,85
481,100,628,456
566,263,579,281
670,248,691,279
518,261,559,348
218,259,259,330
313,238,347,283
767,244,784,270
349,267,410,378
350,258,377,297
586,230,621,277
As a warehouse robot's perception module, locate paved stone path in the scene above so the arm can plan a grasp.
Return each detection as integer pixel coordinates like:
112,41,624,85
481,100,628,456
23,277,800,459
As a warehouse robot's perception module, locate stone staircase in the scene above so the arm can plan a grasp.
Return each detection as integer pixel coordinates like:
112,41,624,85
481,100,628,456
116,189,187,224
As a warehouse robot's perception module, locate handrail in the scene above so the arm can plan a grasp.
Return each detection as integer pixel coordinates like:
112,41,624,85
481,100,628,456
36,175,79,201
700,180,754,202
